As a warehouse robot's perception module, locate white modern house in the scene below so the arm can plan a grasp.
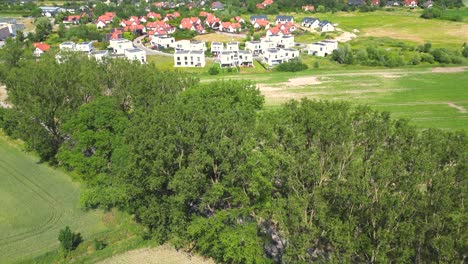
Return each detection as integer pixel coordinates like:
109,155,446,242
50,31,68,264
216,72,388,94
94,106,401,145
109,38,134,54
263,48,299,67
260,39,276,51
90,50,108,61
124,48,146,63
275,15,294,24
211,42,224,54
245,41,262,55
59,41,76,50
238,50,253,67
226,42,239,52
151,35,175,49
75,42,94,52
172,40,207,51
301,17,320,28
318,20,335,32
278,35,295,48
307,40,338,57
217,50,253,68
174,50,206,67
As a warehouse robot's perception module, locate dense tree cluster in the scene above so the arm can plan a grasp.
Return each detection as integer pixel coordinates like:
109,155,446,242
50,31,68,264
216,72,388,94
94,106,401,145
0,48,466,263
331,42,466,67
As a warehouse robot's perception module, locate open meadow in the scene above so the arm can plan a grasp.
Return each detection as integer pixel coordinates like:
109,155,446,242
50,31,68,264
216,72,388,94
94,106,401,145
199,66,468,130
0,136,108,263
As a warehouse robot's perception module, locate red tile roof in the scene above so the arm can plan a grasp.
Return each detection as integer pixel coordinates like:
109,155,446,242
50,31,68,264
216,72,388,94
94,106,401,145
34,42,50,52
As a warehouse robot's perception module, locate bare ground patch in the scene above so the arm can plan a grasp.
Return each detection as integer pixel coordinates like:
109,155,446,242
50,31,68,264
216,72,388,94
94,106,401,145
334,31,357,43
431,66,467,73
286,76,322,86
0,84,11,108
447,102,468,113
98,245,215,264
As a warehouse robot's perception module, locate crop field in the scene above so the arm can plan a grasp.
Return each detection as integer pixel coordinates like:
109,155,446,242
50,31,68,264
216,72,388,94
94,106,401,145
0,136,108,263
257,9,468,48
200,66,468,130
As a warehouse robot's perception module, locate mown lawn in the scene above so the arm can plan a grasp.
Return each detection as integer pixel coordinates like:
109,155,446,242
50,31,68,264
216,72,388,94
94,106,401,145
199,66,468,130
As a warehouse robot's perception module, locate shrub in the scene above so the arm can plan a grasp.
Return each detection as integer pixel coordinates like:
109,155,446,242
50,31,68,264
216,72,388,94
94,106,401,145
421,7,443,19
94,239,107,250
431,48,451,63
411,54,421,65
275,58,308,72
313,61,320,69
462,44,468,58
58,226,82,255
208,64,220,75
421,53,435,63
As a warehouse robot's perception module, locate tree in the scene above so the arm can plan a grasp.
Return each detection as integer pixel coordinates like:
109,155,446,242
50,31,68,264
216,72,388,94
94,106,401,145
34,17,52,41
58,226,82,255
58,23,66,39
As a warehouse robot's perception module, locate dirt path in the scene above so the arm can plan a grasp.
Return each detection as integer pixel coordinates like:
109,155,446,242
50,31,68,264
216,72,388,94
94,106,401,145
431,66,468,73
447,102,468,113
98,245,214,264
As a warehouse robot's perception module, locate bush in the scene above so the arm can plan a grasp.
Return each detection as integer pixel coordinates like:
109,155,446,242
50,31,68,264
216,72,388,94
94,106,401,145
58,226,82,255
275,58,308,72
94,239,107,250
462,44,468,58
313,61,320,69
421,53,435,63
421,7,443,19
411,54,421,65
208,64,220,75
431,48,451,63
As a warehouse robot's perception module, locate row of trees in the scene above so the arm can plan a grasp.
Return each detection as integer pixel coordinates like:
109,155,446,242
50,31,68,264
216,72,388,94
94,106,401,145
331,43,467,67
0,46,466,263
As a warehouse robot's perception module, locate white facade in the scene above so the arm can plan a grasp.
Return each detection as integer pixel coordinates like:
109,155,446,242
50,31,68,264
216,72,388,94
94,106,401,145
238,50,253,66
226,42,239,52
263,48,299,67
109,39,134,54
174,50,206,67
124,48,146,64
301,18,320,28
319,22,335,32
151,35,175,48
261,39,276,51
278,35,295,48
90,50,108,61
307,40,338,57
245,41,262,55
217,50,253,68
59,41,76,50
75,42,93,52
172,40,207,52
211,42,224,54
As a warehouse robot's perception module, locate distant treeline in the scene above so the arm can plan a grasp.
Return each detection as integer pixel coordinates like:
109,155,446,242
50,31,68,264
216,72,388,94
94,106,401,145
0,40,466,263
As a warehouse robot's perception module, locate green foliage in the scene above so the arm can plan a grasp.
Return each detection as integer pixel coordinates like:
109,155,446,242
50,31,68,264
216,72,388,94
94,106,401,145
170,29,197,41
421,7,443,19
58,226,82,255
208,63,221,75
463,43,468,58
275,58,308,72
34,17,52,42
93,239,107,251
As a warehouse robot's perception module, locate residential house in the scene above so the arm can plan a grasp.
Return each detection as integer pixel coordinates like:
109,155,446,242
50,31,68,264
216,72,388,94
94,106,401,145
302,5,315,11
371,0,380,6
348,0,365,5
90,50,108,61
278,35,295,48
262,48,299,67
218,51,238,67
147,12,161,20
172,40,207,51
205,14,221,30
234,16,245,24
260,39,276,51
64,15,81,24
154,2,169,9
211,42,224,55
59,41,76,50
307,40,338,57
39,6,60,17
387,0,401,5
211,1,224,10
423,0,433,8
404,0,418,7
174,50,206,67
106,28,123,41
219,22,241,33
75,41,94,53
151,35,175,48
33,42,50,56
96,19,107,29
238,50,253,66
250,15,268,24
245,41,262,55
301,17,320,28
257,0,274,9
124,48,146,64
275,15,293,24
226,42,239,52
0,27,10,41
109,38,134,54
253,19,270,30
318,20,334,32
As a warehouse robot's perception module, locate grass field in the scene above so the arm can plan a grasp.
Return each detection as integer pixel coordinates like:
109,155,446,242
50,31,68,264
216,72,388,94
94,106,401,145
0,136,110,263
253,9,467,48
200,66,468,130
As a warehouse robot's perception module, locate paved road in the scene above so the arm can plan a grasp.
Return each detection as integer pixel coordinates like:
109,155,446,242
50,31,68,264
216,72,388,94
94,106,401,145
133,35,174,57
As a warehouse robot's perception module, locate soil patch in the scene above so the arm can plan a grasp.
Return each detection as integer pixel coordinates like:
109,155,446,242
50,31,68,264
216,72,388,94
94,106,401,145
98,245,215,264
334,31,357,43
431,67,467,73
285,76,322,86
447,102,467,113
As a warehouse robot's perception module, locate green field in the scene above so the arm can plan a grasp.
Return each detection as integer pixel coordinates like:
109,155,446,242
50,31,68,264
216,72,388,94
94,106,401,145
0,137,108,263
200,66,468,130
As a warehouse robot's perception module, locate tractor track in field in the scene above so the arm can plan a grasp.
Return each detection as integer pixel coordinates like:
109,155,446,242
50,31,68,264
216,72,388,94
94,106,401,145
0,159,63,247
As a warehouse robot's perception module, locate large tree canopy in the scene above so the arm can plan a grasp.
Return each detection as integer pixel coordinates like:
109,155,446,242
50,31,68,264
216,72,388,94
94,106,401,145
0,52,465,263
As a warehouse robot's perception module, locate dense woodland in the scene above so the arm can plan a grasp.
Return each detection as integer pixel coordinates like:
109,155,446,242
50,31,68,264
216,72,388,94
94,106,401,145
0,40,466,263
